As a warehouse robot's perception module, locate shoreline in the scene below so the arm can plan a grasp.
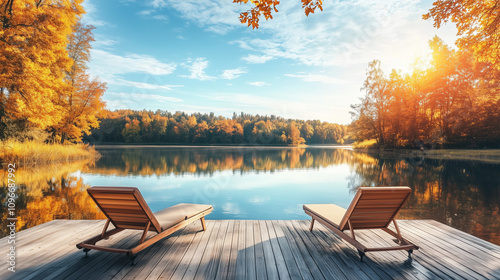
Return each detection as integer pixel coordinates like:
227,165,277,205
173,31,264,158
355,148,500,163
91,143,353,149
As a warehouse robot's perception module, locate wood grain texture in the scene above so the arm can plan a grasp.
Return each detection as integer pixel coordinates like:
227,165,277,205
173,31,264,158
1,219,500,280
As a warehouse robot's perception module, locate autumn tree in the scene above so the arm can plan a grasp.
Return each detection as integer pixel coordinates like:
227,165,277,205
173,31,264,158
122,117,142,143
51,21,106,143
234,0,323,29
0,0,84,133
287,121,305,145
350,60,390,146
424,0,500,67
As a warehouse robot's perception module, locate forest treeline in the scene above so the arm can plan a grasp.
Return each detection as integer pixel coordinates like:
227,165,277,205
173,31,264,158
350,36,500,148
86,110,351,145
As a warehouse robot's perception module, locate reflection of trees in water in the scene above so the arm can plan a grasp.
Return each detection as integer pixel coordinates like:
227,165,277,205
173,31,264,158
89,147,358,176
0,161,105,237
1,147,499,245
347,153,500,245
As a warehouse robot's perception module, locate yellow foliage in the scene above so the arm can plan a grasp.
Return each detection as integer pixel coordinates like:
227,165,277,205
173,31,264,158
0,139,100,166
424,0,500,67
352,139,377,149
1,0,85,129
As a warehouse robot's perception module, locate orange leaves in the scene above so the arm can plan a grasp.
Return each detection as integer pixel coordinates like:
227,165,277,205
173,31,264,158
1,0,84,130
424,0,500,68
302,0,322,16
51,21,106,143
234,0,321,29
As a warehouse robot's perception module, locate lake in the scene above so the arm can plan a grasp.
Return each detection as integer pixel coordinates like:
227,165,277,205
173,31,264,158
1,146,499,245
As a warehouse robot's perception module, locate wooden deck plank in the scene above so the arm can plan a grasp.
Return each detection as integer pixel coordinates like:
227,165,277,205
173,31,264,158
144,222,200,280
276,220,315,280
295,220,375,280
117,222,199,279
224,220,239,280
412,220,500,259
2,220,104,280
21,221,106,280
282,220,325,280
214,220,234,279
50,230,138,279
170,219,217,280
354,229,426,280
290,220,348,280
245,220,256,280
1,219,499,280
424,220,500,255
253,221,267,280
234,220,246,280
309,220,390,280
194,220,228,279
258,220,279,280
265,220,290,280
269,220,302,280
396,221,497,279
365,228,438,280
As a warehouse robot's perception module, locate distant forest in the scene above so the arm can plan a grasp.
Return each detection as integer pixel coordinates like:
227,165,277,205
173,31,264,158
86,110,351,145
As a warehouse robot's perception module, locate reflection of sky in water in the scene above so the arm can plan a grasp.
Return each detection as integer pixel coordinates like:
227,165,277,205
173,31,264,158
81,164,354,220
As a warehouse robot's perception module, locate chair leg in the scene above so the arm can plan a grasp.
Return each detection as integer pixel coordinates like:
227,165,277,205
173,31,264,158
357,249,365,262
200,217,207,231
309,219,315,232
407,249,413,259
130,255,138,266
83,248,91,258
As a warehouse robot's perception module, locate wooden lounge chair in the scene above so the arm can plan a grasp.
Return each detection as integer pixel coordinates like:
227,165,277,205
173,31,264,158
303,186,418,261
76,186,213,263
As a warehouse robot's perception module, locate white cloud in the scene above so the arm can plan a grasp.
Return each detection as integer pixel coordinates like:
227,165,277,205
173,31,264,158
242,54,274,64
204,92,349,123
92,38,118,48
181,58,216,81
90,49,176,79
153,15,168,22
107,92,182,104
220,68,246,80
151,0,241,34
247,81,270,87
163,0,456,71
284,73,343,84
81,0,107,27
138,10,154,15
150,0,168,8
113,78,183,91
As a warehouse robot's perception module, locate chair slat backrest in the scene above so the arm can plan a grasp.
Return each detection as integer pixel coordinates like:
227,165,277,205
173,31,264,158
88,187,162,233
339,187,411,231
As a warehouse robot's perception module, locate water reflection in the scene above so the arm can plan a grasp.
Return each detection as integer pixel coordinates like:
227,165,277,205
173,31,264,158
347,153,500,246
0,161,105,236
89,146,358,175
1,146,499,246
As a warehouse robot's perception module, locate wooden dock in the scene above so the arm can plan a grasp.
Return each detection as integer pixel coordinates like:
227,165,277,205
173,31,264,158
1,219,499,279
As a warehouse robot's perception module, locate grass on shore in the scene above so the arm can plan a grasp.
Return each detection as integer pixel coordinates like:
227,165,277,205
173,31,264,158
422,149,500,163
352,139,378,149
0,140,101,166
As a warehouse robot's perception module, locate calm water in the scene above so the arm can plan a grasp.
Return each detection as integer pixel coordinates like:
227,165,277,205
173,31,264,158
1,146,499,245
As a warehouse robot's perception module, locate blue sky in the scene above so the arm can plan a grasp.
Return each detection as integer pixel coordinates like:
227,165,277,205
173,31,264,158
82,0,457,124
